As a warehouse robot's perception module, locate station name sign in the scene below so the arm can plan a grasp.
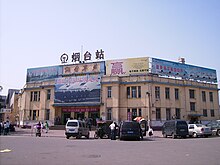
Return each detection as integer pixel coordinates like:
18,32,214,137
60,49,104,64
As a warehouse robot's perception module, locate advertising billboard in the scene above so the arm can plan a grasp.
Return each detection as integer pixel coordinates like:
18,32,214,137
26,66,62,82
151,58,217,83
54,75,101,104
106,57,149,76
63,61,105,75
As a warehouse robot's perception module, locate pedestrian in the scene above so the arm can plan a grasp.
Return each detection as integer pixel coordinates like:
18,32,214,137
6,120,10,135
41,122,44,133
109,121,116,140
3,122,7,135
44,121,49,133
148,127,153,137
114,122,118,139
87,119,92,131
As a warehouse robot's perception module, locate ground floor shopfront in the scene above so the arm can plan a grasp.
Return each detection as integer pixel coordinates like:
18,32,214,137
54,106,100,125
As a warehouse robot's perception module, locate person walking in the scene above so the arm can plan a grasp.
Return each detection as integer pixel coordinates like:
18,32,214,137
45,121,49,133
148,127,153,137
41,122,44,133
109,121,116,140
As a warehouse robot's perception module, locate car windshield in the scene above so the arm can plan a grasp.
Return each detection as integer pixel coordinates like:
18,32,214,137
195,124,203,127
122,122,139,129
177,121,187,126
67,122,78,127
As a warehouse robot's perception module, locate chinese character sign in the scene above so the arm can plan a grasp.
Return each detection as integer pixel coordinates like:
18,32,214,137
96,49,104,60
63,61,105,75
106,57,149,76
60,49,104,64
72,52,80,62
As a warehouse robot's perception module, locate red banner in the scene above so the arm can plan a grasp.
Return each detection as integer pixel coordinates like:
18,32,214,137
62,107,99,112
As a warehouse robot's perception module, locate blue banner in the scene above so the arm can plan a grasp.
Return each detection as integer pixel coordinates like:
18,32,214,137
151,58,217,83
26,66,63,82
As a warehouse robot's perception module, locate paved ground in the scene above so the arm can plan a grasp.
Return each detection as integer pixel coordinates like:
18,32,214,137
1,131,220,165
6,127,163,139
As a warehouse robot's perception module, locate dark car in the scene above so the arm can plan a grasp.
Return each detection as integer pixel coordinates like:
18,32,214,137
206,120,220,136
119,121,142,140
162,120,188,139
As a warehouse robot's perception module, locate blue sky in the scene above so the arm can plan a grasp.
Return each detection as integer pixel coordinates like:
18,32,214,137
0,0,220,95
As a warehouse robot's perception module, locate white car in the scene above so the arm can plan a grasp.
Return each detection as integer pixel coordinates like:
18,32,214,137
65,119,90,139
188,124,212,138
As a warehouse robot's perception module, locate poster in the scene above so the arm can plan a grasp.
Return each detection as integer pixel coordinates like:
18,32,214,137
54,75,101,103
151,58,217,83
106,57,149,76
26,66,62,82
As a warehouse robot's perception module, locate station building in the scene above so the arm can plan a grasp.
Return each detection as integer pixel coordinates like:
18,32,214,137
18,57,219,127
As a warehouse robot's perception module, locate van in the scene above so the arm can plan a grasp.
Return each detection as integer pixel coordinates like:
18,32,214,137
65,119,90,139
162,120,188,139
119,121,142,140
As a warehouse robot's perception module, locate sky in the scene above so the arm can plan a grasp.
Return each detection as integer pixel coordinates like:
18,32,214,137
0,0,220,96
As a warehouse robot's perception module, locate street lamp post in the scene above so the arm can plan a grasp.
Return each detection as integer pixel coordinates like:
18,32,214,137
146,92,151,128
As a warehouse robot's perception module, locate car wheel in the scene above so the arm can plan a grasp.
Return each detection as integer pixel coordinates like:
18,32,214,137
86,133,90,139
216,130,220,136
193,132,197,138
94,133,99,139
162,133,167,138
76,134,81,139
66,136,70,139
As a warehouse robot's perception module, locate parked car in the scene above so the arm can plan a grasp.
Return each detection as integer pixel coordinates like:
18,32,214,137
162,120,188,139
119,121,143,140
188,124,212,138
206,120,220,136
65,119,90,139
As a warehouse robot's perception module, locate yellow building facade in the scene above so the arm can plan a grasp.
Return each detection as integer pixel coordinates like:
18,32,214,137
100,75,219,127
17,57,219,127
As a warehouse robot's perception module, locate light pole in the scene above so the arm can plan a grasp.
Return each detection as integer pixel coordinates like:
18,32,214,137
146,92,151,128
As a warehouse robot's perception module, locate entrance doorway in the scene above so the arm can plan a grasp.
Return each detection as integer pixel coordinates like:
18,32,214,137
62,113,71,125
75,112,85,120
89,112,100,126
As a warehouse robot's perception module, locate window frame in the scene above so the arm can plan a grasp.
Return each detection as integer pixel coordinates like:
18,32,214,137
190,102,196,111
47,89,51,100
209,92,213,102
155,86,160,99
210,109,215,117
175,88,179,100
202,91,206,102
156,108,161,120
203,109,207,117
107,108,112,120
175,108,181,119
189,89,195,99
165,87,170,99
166,108,171,120
131,86,137,98
107,86,112,98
